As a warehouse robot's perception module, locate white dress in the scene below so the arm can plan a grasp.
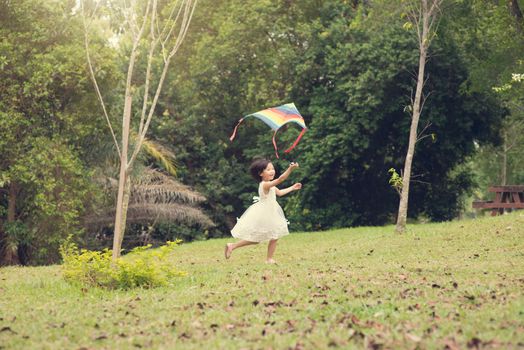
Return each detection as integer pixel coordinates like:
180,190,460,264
231,182,289,242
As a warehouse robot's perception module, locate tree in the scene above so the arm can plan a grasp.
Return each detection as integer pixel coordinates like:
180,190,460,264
508,0,524,34
0,0,113,265
488,73,524,186
445,0,522,200
81,0,198,260
395,0,443,234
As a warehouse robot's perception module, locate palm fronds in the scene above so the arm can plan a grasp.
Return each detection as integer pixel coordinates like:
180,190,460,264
141,138,177,177
85,167,214,229
132,168,204,204
88,203,214,228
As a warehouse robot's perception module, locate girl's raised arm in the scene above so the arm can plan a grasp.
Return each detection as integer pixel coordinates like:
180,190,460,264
262,162,299,193
275,183,302,197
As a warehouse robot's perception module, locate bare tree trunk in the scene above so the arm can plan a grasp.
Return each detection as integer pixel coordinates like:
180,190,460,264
112,94,133,260
396,46,427,233
396,0,441,234
7,182,16,223
509,0,524,34
115,175,132,255
501,131,507,186
0,218,3,262
2,182,20,265
112,169,128,260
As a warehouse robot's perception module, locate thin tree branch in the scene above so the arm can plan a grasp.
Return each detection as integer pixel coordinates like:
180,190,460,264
123,0,153,146
428,0,441,18
129,57,171,169
169,0,198,58
122,0,138,39
81,0,121,158
411,179,431,185
160,1,184,40
418,89,433,115
162,1,186,49
128,0,198,169
416,121,432,142
160,1,185,61
139,0,161,136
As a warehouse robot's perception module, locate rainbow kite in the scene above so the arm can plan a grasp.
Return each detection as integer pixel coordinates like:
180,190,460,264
230,103,307,158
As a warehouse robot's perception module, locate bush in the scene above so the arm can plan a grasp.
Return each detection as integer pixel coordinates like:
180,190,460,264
60,239,187,290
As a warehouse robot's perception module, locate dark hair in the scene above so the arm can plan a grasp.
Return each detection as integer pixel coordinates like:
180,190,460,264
249,158,271,181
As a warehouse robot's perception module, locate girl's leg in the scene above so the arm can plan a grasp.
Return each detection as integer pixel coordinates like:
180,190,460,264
266,239,278,263
225,240,257,259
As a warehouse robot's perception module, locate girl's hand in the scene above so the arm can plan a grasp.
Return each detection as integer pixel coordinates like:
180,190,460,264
289,162,299,170
292,183,302,190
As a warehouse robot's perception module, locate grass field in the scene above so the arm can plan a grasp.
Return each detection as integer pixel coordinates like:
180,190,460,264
1,213,523,349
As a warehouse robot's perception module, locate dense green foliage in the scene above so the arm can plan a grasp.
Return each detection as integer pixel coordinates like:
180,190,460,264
0,0,120,264
289,5,504,227
444,1,524,193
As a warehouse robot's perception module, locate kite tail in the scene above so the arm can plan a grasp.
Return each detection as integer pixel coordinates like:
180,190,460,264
284,128,307,154
229,118,244,141
272,130,280,159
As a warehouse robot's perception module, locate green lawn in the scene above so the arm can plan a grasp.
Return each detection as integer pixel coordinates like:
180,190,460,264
1,213,524,349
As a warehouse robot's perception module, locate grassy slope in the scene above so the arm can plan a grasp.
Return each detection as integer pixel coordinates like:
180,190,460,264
1,213,523,349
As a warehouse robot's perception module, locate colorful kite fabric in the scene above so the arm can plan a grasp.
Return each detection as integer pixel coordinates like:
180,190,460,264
229,103,307,158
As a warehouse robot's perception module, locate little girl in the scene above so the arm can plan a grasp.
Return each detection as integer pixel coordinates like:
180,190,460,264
224,158,302,264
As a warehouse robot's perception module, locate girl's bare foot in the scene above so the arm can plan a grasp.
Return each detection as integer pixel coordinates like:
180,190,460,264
265,259,277,264
224,243,233,259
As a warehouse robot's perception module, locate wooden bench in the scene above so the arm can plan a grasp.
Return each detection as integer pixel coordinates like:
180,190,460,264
472,185,524,216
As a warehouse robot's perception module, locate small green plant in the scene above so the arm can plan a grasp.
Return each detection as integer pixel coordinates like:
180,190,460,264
388,168,403,195
60,238,186,290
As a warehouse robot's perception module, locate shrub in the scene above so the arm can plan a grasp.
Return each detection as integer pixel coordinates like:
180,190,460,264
60,239,187,290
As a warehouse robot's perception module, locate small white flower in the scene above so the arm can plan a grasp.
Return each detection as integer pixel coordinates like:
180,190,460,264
512,73,524,82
